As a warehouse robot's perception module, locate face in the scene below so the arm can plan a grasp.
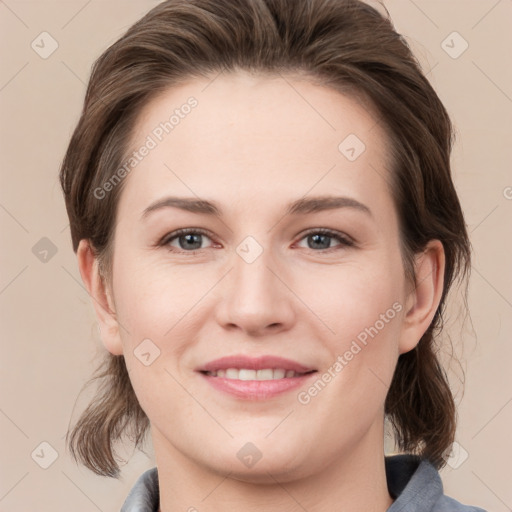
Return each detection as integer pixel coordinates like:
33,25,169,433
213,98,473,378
97,71,426,482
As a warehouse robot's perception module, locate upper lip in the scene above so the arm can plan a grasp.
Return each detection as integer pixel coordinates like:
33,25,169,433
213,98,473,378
197,355,317,373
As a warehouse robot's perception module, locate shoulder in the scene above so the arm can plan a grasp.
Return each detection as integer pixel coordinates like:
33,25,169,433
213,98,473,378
435,494,488,512
385,455,488,512
121,467,159,512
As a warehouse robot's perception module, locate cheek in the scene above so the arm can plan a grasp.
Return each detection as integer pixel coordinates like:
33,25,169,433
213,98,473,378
112,256,209,346
302,256,405,402
304,256,405,342
113,264,198,420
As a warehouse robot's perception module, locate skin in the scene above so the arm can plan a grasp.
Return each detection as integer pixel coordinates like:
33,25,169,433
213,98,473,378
78,70,444,512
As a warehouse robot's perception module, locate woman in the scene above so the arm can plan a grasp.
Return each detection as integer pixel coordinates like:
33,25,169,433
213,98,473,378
59,0,486,510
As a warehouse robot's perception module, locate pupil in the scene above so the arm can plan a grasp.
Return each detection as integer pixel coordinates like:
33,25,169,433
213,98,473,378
181,233,202,250
310,234,330,249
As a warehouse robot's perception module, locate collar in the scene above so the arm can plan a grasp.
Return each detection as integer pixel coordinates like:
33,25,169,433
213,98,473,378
121,454,443,512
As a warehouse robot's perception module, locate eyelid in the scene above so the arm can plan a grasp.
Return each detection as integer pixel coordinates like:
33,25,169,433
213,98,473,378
158,227,216,249
294,228,355,250
298,227,354,244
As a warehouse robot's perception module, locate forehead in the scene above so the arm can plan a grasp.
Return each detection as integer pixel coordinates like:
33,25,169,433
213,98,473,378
118,70,394,216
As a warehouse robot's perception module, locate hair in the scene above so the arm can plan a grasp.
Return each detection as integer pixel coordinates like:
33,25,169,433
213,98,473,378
60,0,471,478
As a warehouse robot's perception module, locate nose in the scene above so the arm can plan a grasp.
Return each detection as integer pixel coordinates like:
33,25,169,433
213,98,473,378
215,240,296,337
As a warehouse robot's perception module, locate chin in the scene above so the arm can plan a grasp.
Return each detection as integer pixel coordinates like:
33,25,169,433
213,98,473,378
201,437,316,484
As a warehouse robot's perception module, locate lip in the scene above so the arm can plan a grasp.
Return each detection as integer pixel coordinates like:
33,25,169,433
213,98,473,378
199,372,317,400
197,354,316,373
196,354,317,400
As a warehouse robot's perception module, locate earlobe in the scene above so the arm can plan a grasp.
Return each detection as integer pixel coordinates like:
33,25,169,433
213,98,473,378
399,240,445,355
77,239,124,356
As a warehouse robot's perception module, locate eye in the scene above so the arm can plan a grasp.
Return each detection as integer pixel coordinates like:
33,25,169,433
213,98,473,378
296,229,354,252
160,228,215,252
158,227,354,254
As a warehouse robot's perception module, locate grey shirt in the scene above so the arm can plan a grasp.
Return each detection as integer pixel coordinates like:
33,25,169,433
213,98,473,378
120,454,487,512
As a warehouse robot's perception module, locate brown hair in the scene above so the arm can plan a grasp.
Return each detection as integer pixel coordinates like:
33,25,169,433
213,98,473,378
60,0,470,478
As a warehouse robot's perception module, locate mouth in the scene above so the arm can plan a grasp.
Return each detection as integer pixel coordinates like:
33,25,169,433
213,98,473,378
196,354,318,400
200,368,316,380
197,354,316,374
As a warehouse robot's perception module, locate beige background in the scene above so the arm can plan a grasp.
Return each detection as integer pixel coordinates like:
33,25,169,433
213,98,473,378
1,0,511,510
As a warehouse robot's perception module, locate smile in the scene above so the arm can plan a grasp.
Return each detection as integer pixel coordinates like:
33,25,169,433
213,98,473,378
202,368,313,380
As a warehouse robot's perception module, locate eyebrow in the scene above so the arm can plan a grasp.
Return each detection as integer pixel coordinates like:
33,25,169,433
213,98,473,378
141,195,372,219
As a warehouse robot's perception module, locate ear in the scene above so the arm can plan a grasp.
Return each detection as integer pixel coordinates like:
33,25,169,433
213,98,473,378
399,240,445,355
77,239,123,356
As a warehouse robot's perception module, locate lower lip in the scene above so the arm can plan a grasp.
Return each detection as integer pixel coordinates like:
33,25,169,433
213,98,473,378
198,372,317,400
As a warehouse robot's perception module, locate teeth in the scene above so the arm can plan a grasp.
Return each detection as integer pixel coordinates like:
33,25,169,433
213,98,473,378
257,369,274,380
238,369,256,380
225,368,240,379
273,368,285,379
206,368,303,380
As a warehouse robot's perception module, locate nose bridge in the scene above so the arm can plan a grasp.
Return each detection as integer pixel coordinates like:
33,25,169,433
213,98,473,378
232,234,280,302
216,233,295,333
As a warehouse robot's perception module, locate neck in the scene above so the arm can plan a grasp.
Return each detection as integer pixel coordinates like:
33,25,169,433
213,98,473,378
152,421,394,512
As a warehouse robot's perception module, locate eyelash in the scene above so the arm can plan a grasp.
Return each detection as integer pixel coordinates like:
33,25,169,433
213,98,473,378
158,227,355,255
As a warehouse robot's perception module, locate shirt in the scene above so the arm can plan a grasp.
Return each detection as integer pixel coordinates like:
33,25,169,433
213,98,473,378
120,454,488,511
